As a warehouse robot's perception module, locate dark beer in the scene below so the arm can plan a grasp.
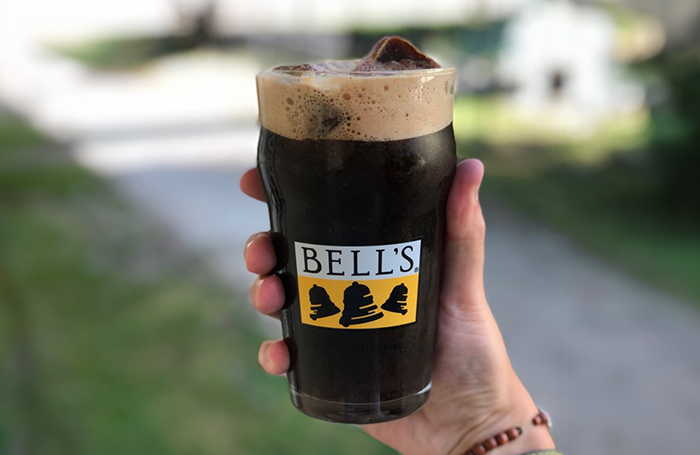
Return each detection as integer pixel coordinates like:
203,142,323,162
256,39,456,423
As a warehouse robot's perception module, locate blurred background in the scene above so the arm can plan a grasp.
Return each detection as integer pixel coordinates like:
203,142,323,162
1,0,699,454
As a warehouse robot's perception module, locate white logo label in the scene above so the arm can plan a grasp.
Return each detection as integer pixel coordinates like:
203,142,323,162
295,240,421,280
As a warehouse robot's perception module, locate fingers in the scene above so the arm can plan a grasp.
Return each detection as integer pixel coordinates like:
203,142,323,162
242,171,288,376
244,233,277,275
259,340,290,375
245,232,284,318
240,168,266,202
441,159,488,315
249,275,285,318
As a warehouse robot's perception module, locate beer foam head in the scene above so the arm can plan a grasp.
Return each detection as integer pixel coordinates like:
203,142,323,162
256,37,455,141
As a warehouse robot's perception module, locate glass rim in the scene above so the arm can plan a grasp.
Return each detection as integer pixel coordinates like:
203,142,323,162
257,66,455,78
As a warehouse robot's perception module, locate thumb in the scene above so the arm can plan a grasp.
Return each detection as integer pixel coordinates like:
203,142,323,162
440,159,488,318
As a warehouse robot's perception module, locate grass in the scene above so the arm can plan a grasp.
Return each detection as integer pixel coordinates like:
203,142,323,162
0,116,48,148
50,35,205,71
50,35,310,71
0,122,394,454
54,22,505,73
454,96,700,304
453,96,651,165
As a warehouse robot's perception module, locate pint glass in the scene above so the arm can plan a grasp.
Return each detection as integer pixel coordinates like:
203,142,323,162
256,66,456,423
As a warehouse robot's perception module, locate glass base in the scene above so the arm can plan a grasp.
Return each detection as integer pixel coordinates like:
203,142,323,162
289,383,431,424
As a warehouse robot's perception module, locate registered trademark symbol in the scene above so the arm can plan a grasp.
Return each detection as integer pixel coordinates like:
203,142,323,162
414,267,419,273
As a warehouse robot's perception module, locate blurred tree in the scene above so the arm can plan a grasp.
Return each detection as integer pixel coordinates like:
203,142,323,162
615,0,700,50
170,0,219,46
608,0,700,206
646,50,700,207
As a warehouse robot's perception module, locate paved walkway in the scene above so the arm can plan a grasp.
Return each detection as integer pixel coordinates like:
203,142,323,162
484,205,700,454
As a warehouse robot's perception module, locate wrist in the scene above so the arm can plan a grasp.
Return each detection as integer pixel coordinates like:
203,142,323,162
448,380,555,455
486,422,553,455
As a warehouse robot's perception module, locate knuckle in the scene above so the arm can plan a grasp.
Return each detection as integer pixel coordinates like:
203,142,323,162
471,208,486,243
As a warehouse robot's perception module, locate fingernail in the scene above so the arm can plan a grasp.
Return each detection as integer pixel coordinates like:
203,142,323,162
259,341,271,366
244,234,259,258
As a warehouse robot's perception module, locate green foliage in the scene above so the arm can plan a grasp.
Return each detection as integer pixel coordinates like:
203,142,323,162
0,136,393,454
491,162,699,303
646,51,700,206
454,94,700,304
351,22,506,61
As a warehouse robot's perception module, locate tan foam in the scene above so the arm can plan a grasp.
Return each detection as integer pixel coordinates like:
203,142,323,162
256,62,455,141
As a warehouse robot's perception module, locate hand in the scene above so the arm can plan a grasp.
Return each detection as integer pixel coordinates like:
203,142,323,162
241,159,555,455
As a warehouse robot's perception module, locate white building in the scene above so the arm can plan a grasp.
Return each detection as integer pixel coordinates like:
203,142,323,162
498,0,643,120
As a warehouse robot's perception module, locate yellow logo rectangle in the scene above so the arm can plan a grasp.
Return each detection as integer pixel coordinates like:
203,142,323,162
298,274,419,329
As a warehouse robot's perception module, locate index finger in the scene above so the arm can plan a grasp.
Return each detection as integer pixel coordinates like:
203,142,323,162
240,168,266,202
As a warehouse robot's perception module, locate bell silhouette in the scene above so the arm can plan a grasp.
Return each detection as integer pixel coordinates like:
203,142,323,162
340,281,384,327
308,284,341,320
381,283,409,315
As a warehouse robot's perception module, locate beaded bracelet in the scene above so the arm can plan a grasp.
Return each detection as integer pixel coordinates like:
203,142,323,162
463,409,552,455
